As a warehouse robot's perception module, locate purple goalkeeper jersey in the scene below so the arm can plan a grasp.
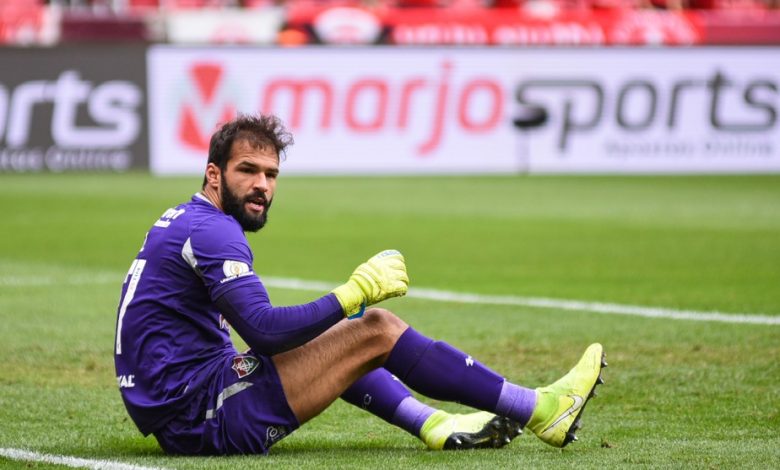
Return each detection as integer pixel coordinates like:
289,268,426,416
114,193,342,435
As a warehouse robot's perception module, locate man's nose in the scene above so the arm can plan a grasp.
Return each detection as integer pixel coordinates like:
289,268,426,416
253,174,269,193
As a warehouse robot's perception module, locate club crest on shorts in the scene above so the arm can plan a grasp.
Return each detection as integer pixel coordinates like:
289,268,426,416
231,354,260,378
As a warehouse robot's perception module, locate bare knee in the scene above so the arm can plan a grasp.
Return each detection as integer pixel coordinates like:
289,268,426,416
362,307,407,331
361,308,408,350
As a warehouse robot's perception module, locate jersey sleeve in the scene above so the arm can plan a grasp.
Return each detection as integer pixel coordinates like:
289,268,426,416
185,215,261,301
185,212,345,355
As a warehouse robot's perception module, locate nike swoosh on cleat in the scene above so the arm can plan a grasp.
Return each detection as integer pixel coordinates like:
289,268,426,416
543,395,585,433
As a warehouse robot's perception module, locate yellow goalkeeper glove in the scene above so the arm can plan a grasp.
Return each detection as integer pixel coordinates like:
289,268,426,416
331,250,409,317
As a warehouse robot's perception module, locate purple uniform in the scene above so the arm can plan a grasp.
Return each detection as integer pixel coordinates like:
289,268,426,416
114,193,343,454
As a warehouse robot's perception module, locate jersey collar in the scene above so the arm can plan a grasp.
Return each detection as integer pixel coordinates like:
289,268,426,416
194,192,216,207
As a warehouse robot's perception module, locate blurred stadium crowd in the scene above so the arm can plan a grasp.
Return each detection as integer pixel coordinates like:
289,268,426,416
4,0,778,10
1,0,779,46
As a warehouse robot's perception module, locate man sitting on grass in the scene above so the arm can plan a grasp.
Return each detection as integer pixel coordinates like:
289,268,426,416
113,113,606,455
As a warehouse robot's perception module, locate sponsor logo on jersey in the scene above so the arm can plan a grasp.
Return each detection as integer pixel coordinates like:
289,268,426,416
117,374,135,388
231,354,260,379
154,207,186,228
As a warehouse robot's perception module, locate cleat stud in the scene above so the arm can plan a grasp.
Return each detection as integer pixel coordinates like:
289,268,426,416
573,435,579,442
597,375,605,385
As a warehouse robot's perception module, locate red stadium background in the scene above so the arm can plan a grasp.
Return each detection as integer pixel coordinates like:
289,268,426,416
2,0,780,46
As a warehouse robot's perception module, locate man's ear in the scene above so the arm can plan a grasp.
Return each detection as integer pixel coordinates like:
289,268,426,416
205,163,221,189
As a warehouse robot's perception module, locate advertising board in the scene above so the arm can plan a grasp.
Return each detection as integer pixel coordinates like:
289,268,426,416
0,46,148,173
147,47,780,175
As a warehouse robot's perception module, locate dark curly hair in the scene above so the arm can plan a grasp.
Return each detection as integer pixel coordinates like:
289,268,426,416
202,114,294,188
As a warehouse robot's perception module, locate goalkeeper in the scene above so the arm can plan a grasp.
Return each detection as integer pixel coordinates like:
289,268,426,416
113,114,606,455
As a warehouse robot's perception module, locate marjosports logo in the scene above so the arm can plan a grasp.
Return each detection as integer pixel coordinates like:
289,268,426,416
257,61,505,156
150,48,780,174
176,62,241,152
0,70,143,172
512,70,779,156
168,58,507,156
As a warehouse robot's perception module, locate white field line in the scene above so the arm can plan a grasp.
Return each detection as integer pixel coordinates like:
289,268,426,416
263,277,780,326
0,273,120,287
0,448,169,470
1,273,778,326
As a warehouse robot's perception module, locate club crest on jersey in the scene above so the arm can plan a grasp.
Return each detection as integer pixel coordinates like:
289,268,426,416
221,260,253,284
231,355,260,378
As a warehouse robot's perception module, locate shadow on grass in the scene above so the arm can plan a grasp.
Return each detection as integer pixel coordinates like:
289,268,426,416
59,434,416,459
57,435,166,459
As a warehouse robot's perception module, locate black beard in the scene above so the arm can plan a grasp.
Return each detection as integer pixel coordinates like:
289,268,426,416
220,177,271,232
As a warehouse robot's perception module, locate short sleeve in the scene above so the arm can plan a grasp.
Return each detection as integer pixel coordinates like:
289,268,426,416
184,215,261,301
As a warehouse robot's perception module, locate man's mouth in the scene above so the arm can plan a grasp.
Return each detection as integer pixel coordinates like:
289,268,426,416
245,197,266,213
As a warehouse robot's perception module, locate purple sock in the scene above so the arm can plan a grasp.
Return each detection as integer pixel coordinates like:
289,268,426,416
341,368,434,436
384,328,506,412
495,381,537,426
384,328,538,425
392,396,436,436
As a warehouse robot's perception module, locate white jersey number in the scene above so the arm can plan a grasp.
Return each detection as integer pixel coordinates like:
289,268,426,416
115,259,147,355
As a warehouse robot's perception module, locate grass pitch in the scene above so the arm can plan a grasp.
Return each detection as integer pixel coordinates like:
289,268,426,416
1,174,779,469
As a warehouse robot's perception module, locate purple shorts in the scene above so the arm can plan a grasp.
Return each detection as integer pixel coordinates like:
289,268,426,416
154,352,299,455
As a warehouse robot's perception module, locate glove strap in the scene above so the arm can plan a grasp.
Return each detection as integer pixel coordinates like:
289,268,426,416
347,302,367,320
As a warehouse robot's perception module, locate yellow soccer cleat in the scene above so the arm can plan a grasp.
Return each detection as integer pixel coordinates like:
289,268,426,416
420,410,522,451
527,343,607,448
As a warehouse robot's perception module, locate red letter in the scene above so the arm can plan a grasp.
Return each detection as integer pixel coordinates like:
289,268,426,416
345,79,388,132
458,80,503,132
262,79,333,129
397,79,426,128
418,61,452,156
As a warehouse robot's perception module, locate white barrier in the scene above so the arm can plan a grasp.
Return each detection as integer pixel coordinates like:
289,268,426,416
147,47,780,175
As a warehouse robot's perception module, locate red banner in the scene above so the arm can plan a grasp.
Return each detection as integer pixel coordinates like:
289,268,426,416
387,9,704,46
0,5,49,45
698,9,780,44
286,5,780,46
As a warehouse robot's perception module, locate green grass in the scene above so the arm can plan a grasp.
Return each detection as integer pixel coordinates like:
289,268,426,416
1,174,779,469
